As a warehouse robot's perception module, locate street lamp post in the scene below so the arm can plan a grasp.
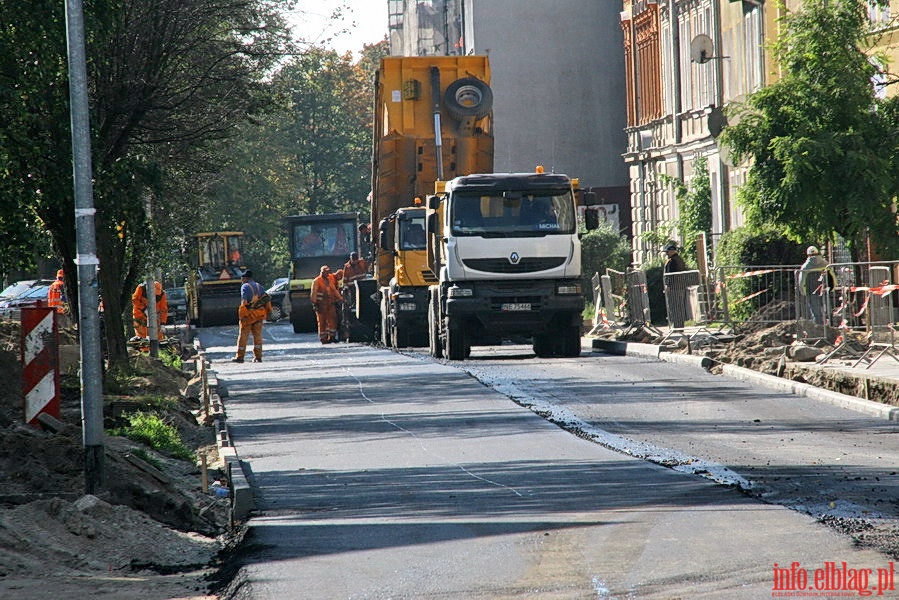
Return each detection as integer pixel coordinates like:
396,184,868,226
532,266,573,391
64,0,105,494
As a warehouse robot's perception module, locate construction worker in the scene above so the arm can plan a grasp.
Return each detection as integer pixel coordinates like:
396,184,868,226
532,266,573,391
131,280,168,341
47,269,67,314
798,245,835,325
342,252,368,286
311,265,342,343
232,270,271,363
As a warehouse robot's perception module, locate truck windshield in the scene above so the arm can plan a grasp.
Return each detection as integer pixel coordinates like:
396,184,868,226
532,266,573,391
292,222,357,258
399,216,426,250
450,191,576,236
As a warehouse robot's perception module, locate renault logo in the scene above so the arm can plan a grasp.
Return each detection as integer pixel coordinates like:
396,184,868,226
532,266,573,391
509,252,521,264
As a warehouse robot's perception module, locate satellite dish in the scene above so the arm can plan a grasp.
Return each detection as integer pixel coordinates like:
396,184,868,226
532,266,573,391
690,34,714,64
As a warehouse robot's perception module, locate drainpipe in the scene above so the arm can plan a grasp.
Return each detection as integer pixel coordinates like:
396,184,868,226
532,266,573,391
670,0,683,183
710,0,730,232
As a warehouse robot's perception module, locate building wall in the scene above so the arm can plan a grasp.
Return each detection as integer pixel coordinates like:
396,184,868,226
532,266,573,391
622,0,770,264
391,0,630,193
466,1,629,190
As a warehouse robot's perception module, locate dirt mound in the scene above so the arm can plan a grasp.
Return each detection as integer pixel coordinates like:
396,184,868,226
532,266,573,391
0,320,229,597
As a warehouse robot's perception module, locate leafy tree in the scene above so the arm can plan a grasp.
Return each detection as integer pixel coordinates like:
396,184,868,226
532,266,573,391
580,221,632,305
200,41,389,286
271,46,377,216
659,154,712,265
0,0,290,364
720,0,899,258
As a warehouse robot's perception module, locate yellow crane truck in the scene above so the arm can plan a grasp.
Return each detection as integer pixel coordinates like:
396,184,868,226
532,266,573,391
368,56,494,348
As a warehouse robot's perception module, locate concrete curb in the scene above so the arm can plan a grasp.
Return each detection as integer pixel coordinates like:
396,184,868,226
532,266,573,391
192,341,256,523
591,337,899,422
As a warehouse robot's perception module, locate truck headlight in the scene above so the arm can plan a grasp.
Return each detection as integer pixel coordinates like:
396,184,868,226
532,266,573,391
447,286,473,298
557,284,582,295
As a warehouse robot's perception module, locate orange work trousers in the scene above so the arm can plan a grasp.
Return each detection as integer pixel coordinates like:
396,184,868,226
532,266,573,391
315,301,338,343
236,317,264,361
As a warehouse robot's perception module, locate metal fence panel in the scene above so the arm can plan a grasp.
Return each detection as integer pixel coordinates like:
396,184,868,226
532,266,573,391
663,270,701,330
604,269,628,324
625,269,651,325
716,265,801,329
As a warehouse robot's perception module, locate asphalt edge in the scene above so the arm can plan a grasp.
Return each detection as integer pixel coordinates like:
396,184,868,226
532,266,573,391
191,339,255,524
591,338,899,422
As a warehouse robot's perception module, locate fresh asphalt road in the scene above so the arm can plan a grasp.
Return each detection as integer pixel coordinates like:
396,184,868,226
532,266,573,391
450,345,899,523
201,322,896,599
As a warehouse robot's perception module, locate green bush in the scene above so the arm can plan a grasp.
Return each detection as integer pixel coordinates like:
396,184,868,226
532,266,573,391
580,221,632,303
715,225,806,321
716,225,806,267
159,347,183,370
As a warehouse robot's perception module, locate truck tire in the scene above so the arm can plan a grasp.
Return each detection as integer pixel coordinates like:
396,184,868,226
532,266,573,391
445,317,468,361
380,295,391,347
533,333,553,358
428,292,443,358
444,77,493,121
392,322,409,348
561,325,581,358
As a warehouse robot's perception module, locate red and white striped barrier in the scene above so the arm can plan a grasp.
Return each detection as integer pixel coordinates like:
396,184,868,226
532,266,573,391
726,269,775,279
20,306,60,426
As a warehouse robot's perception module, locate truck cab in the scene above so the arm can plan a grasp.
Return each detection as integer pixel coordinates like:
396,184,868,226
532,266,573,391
377,203,437,347
284,213,361,334
428,171,584,359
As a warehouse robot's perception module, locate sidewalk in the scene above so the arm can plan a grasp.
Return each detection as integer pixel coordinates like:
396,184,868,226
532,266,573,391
590,326,899,421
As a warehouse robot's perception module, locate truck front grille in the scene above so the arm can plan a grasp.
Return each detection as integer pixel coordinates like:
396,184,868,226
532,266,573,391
462,257,566,274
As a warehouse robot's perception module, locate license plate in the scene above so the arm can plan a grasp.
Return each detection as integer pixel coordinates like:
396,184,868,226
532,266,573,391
501,303,531,311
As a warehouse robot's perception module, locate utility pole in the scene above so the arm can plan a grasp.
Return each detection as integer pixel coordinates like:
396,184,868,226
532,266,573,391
64,0,105,493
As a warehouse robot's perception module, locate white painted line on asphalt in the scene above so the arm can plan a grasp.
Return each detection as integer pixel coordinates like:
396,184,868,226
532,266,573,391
344,365,525,497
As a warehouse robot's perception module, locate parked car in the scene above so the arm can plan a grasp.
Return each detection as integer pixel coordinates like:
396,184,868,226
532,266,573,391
266,280,290,322
1,279,53,303
165,287,188,322
0,283,52,320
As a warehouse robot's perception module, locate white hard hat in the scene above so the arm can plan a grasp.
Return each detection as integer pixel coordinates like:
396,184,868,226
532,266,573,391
806,246,820,256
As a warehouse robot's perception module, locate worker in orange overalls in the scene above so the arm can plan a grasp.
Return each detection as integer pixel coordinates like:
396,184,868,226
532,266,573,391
311,265,343,343
47,269,67,314
342,252,368,285
131,281,168,341
231,270,271,363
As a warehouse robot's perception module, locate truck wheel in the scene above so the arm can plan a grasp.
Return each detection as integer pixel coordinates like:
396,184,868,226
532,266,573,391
533,333,553,358
444,77,493,121
428,293,443,358
392,323,409,348
380,296,391,347
445,318,468,361
561,325,581,358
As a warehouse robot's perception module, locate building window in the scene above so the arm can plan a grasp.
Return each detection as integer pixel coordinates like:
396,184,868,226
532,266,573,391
743,3,763,92
868,0,891,29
